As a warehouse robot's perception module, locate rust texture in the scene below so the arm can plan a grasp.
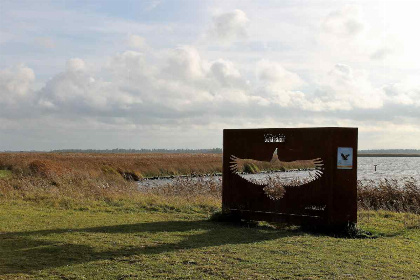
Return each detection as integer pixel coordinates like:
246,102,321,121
222,127,358,228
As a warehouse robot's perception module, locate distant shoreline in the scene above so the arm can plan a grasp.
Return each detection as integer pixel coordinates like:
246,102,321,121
1,151,420,157
358,153,420,157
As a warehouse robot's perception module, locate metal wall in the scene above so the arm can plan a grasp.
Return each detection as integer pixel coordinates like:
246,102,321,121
222,127,358,228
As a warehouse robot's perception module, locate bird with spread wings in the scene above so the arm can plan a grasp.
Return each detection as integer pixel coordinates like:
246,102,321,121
230,148,324,200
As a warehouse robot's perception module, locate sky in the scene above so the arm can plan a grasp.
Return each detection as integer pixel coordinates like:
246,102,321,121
0,0,419,150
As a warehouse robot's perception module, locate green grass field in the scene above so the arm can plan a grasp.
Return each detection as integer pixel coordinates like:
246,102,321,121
0,201,419,280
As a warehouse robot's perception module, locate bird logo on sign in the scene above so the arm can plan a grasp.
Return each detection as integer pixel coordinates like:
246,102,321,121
340,153,350,160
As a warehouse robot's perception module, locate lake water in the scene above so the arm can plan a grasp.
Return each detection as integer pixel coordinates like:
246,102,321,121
138,157,420,188
358,157,420,181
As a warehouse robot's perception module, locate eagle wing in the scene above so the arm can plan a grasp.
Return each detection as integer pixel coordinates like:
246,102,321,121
229,153,324,200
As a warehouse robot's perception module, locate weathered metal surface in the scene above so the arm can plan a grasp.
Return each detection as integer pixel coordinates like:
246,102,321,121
222,127,358,228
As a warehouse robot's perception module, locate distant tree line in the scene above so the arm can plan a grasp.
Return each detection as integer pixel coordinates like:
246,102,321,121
2,148,419,154
49,148,223,154
358,149,420,154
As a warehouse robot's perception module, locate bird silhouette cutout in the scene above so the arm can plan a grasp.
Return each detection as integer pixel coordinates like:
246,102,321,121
230,148,324,200
340,153,350,160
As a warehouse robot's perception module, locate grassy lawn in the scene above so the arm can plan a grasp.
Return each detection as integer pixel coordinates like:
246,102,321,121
0,202,419,279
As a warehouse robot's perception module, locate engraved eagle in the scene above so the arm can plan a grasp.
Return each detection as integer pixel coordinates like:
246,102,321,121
230,148,324,200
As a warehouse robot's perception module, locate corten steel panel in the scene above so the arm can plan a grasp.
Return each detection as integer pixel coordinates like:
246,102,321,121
222,127,358,228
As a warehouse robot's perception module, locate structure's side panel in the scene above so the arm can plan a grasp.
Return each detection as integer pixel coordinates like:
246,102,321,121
331,128,358,226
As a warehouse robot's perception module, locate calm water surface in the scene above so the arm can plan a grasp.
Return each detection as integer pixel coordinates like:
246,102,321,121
358,157,420,181
139,157,420,187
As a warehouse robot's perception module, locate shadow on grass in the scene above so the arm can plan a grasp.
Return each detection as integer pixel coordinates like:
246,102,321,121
0,220,301,275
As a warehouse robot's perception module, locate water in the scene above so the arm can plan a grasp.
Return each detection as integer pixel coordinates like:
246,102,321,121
138,157,420,188
358,157,420,181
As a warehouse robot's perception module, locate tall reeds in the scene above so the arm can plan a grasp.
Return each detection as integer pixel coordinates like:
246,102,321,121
0,152,223,179
1,153,419,214
357,178,419,214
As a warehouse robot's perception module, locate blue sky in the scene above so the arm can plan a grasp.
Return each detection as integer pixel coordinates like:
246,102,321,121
1,0,420,150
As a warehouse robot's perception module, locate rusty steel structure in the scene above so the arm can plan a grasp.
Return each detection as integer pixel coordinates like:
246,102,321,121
222,127,358,229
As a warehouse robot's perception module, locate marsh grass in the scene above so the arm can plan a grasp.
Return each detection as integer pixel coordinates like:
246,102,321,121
1,153,420,215
0,152,223,211
358,178,420,214
0,152,223,179
235,158,314,173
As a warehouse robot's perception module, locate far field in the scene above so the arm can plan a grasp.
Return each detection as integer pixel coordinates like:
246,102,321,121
0,152,223,179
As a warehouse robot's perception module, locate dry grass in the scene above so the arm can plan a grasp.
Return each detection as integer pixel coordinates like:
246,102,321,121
147,176,420,214
358,178,420,214
0,152,222,178
231,157,317,174
1,153,419,214
0,153,223,212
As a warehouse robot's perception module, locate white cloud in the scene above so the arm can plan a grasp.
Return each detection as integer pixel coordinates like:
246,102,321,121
66,58,87,72
256,60,304,90
316,4,384,69
0,65,35,105
163,46,207,80
253,60,308,107
35,47,249,120
209,59,243,88
208,9,249,43
108,50,150,80
383,82,420,107
322,5,365,37
128,34,146,49
2,1,420,149
4,49,417,125
38,57,143,113
370,47,393,60
312,64,384,110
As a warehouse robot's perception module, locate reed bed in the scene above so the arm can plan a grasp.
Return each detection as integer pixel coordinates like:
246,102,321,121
0,152,222,212
1,173,419,214
1,153,419,214
357,178,420,214
0,152,223,179
144,176,420,214
234,158,317,174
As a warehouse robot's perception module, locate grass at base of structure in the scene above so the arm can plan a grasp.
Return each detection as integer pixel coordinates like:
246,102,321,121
0,200,419,280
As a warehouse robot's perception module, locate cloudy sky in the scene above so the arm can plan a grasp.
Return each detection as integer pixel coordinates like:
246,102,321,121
1,0,419,150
